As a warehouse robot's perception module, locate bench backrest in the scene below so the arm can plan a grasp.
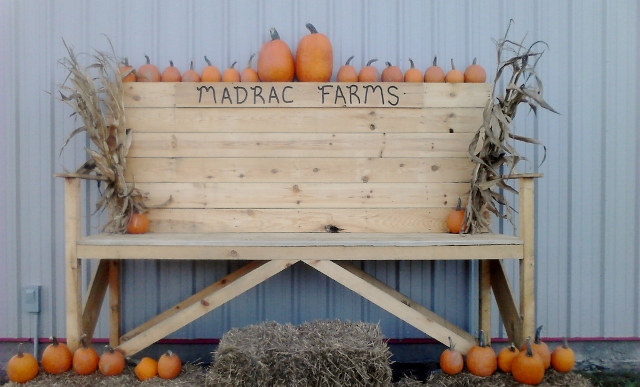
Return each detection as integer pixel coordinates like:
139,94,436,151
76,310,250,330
123,82,490,234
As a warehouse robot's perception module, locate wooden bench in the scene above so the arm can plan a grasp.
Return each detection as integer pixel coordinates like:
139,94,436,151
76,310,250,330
62,82,537,356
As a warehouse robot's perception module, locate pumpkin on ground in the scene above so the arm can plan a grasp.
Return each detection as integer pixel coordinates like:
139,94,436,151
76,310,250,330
161,60,182,82
182,60,201,83
137,55,161,82
445,59,464,83
127,212,149,234
424,56,445,83
201,56,222,82
222,61,241,82
439,337,464,375
158,350,182,379
7,343,39,383
42,336,73,374
119,58,136,83
521,325,551,369
404,59,423,83
446,198,466,234
381,62,403,82
551,337,575,373
358,59,380,82
295,23,333,82
72,334,100,375
240,54,260,82
465,330,497,377
512,337,546,385
336,56,358,82
464,58,487,83
99,346,126,376
497,342,520,373
257,27,295,82
134,357,158,381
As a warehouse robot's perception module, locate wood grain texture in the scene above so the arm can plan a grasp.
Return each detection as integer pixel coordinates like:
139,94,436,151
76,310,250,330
64,178,82,352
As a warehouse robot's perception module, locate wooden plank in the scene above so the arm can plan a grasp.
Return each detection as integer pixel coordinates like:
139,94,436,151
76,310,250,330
125,107,484,134
108,260,121,348
81,260,110,343
64,177,82,352
120,260,265,343
519,177,536,344
490,260,523,348
116,259,299,355
423,83,491,108
479,260,492,344
146,208,454,233
304,260,476,354
123,82,176,108
127,132,474,159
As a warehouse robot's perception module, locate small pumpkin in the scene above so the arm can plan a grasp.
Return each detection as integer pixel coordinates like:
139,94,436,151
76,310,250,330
119,58,136,83
446,198,466,234
424,56,445,83
42,336,73,374
240,54,260,82
336,55,358,82
295,23,333,82
465,330,497,377
222,61,241,82
182,60,201,83
158,350,182,379
134,357,158,381
99,346,125,376
7,343,39,383
521,325,551,369
257,27,295,82
381,62,403,82
497,342,520,373
445,59,464,83
161,60,182,82
464,58,486,83
404,59,422,83
137,55,161,82
358,59,380,82
512,337,545,385
127,212,149,234
439,337,463,375
72,334,100,375
201,56,222,82
551,337,575,373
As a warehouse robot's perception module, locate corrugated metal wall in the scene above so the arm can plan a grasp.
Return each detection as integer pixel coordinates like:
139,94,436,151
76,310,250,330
1,0,638,342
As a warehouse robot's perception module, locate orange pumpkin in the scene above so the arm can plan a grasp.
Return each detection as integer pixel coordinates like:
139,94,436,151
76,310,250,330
424,56,445,83
240,54,260,82
551,337,575,373
137,55,161,82
161,60,182,82
182,60,201,83
381,62,403,82
158,350,182,379
464,58,487,83
134,357,158,381
222,61,241,82
99,346,125,376
295,23,333,82
42,336,73,374
445,59,464,83
257,27,295,82
497,342,520,373
446,198,466,234
512,337,545,385
7,343,39,383
119,58,136,83
465,330,497,377
404,59,423,83
336,56,358,82
201,56,222,82
521,325,551,369
72,334,100,375
439,337,463,375
358,59,380,82
127,212,149,234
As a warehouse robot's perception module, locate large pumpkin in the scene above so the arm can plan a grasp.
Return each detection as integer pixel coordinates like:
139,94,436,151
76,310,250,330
42,336,73,374
465,330,497,377
257,27,295,82
295,23,333,82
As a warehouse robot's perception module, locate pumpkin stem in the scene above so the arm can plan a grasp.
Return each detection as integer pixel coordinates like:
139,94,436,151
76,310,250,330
190,60,195,71
508,342,517,352
447,337,456,351
534,325,544,344
169,60,175,67
562,337,569,349
385,62,392,67
473,57,478,65
230,61,237,69
345,55,355,66
366,59,378,67
144,55,151,65
204,56,212,67
455,198,462,211
51,336,59,347
433,56,438,66
166,350,174,357
17,342,25,357
450,58,456,70
79,333,88,349
305,23,318,34
105,345,115,354
408,58,415,69
478,330,486,347
247,53,256,68
123,57,130,66
525,337,534,357
269,27,281,41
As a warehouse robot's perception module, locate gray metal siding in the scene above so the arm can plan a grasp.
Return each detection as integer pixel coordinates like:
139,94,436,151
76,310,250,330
1,0,638,342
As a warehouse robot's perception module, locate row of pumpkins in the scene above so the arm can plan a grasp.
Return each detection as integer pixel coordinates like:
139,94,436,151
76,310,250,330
441,326,576,385
120,23,486,84
5,335,181,383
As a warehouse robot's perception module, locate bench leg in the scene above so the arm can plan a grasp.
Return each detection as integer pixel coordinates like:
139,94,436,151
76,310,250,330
109,260,121,347
479,260,492,344
519,177,536,343
65,178,82,352
81,260,110,343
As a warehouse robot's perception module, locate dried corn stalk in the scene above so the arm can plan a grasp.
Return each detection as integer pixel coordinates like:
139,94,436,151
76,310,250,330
464,21,557,234
58,39,146,233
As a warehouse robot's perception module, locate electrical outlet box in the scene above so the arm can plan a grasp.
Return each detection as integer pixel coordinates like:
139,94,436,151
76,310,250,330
22,285,41,313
